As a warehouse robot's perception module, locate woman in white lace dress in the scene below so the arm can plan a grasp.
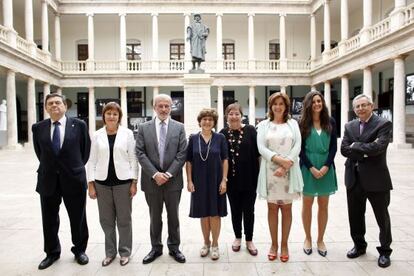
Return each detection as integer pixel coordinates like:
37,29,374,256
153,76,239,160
257,92,303,262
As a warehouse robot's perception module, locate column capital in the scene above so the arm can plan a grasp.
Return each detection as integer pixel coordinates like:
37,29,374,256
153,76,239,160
151,12,159,17
393,54,408,61
279,13,287,17
119,13,126,17
324,80,331,84
54,12,61,17
324,0,331,4
249,85,256,89
248,13,255,17
216,13,223,17
86,13,94,17
309,13,315,18
41,0,48,4
184,13,191,17
341,74,350,79
216,85,224,89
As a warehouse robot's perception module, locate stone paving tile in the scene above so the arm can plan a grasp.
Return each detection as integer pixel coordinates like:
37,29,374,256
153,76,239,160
1,147,414,275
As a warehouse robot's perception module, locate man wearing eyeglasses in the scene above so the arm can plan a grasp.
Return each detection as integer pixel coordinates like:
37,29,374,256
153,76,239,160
341,94,393,268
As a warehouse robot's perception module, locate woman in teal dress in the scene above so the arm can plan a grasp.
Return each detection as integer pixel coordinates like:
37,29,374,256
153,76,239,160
299,90,337,257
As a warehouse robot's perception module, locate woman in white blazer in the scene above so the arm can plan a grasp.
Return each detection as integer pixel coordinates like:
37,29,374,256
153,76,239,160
87,102,138,267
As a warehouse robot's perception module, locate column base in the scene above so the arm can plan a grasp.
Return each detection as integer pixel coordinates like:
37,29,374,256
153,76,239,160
2,143,23,150
389,142,412,149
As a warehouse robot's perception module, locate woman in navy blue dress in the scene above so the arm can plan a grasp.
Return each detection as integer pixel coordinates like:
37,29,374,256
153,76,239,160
186,108,229,260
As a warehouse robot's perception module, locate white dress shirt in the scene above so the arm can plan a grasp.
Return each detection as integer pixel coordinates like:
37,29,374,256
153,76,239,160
50,116,67,148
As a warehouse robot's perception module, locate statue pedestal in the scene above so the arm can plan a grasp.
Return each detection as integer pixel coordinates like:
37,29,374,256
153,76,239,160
0,130,6,147
183,74,213,136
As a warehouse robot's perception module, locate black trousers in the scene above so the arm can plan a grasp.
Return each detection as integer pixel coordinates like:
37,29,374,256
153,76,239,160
40,184,89,257
346,172,392,256
227,190,256,241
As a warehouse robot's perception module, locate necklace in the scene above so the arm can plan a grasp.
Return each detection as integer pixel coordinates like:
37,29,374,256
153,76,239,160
198,132,212,161
228,127,244,177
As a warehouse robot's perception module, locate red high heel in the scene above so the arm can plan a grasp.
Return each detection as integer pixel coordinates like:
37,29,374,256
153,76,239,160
280,254,289,262
268,247,277,261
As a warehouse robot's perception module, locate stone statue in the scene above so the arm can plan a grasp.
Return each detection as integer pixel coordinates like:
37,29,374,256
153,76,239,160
0,99,7,131
186,14,209,72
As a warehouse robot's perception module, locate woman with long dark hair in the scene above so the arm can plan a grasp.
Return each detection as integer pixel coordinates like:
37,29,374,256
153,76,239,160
299,91,337,257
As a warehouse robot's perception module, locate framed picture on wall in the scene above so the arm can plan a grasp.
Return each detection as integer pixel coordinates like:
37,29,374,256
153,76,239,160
407,74,414,105
388,78,394,92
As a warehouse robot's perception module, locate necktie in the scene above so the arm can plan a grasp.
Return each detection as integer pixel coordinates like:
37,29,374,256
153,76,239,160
159,121,167,169
359,121,365,135
52,121,61,155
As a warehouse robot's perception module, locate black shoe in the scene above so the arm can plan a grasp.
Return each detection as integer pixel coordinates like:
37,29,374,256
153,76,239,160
38,255,60,270
75,252,89,265
142,249,162,264
303,247,312,255
169,249,186,263
346,247,366,259
378,255,391,268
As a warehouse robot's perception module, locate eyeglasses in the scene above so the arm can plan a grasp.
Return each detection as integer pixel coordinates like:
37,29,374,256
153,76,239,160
354,103,371,110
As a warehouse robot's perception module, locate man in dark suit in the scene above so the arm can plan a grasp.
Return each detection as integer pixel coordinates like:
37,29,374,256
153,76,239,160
136,94,187,264
32,93,91,270
341,94,393,268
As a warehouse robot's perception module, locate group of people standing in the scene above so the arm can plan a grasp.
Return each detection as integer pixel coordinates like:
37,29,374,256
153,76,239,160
32,90,393,270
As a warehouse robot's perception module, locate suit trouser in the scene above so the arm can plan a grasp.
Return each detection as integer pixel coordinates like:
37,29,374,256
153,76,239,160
346,172,392,256
227,190,256,241
40,184,88,257
144,189,182,252
95,183,132,258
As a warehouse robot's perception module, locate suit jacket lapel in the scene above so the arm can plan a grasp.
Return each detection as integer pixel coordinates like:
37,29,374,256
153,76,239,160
351,120,360,141
61,116,73,151
359,114,377,140
164,119,175,151
149,119,159,159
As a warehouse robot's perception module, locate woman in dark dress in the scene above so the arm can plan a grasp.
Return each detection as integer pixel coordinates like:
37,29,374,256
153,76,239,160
186,108,229,261
219,103,260,256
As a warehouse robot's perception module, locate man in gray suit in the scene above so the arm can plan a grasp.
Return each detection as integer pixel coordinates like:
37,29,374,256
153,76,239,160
136,94,187,264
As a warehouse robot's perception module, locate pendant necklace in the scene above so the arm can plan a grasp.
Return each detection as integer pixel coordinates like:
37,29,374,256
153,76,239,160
228,127,244,177
199,132,212,161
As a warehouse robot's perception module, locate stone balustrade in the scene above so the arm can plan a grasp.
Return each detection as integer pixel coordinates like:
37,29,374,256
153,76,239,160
369,18,391,41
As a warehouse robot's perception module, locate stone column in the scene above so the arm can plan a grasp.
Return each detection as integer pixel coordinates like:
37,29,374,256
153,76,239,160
249,86,256,125
363,66,373,99
216,13,223,71
27,77,36,146
393,56,410,147
43,83,50,119
279,13,287,70
120,86,128,127
217,86,224,131
340,75,350,137
87,13,95,71
3,0,13,29
88,87,96,135
152,86,159,118
6,70,19,148
152,13,159,71
323,0,331,54
184,13,192,71
311,85,317,91
339,0,349,55
56,87,62,95
25,0,33,41
390,0,407,31
42,0,49,53
55,13,61,61
280,86,287,94
248,13,255,71
310,13,316,61
360,0,373,45
324,81,331,115
119,13,127,71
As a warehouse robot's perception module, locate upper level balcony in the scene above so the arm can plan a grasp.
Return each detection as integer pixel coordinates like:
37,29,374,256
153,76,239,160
0,2,413,78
